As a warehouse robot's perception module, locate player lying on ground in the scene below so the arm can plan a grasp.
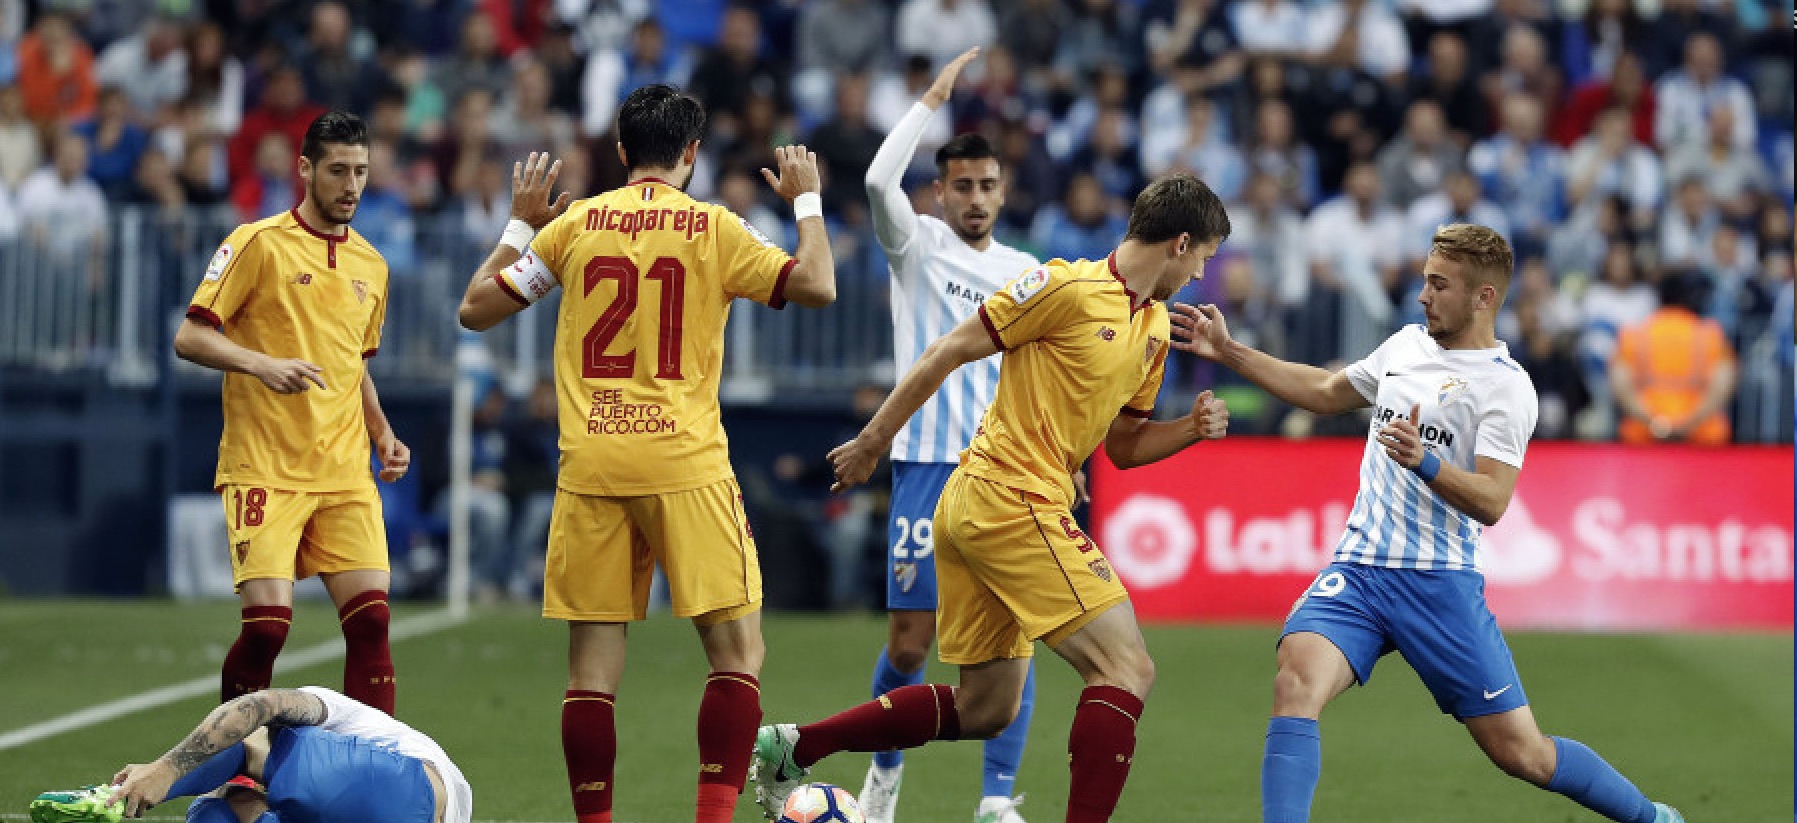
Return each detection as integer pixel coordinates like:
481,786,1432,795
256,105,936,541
1172,223,1686,823
30,687,471,823
751,175,1232,823
859,46,1045,823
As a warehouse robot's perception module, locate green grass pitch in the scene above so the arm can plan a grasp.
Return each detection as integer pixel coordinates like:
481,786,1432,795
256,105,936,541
0,601,1787,822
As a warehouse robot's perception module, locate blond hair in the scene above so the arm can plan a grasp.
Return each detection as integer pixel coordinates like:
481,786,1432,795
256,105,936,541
1429,223,1514,298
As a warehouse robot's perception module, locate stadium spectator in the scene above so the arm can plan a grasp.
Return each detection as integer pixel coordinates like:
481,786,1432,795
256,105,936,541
298,1,388,116
355,139,418,277
0,83,41,188
553,0,651,55
1509,262,1588,438
1642,0,1732,80
795,0,887,76
687,5,788,139
1029,170,1126,262
1610,272,1736,445
490,56,576,153
1050,63,1134,162
16,12,96,127
1376,100,1465,210
16,130,109,264
1664,105,1772,223
1577,242,1657,428
994,117,1058,233
482,0,552,57
73,86,148,200
1228,171,1306,352
1140,56,1233,177
434,87,499,199
457,155,511,242
1654,32,1755,151
998,0,1067,75
1405,170,1512,271
1553,49,1653,148
895,0,997,73
719,164,791,249
388,46,448,142
581,17,693,140
1411,30,1489,143
1142,0,1241,83
0,177,17,242
1565,105,1662,224
433,13,509,109
1245,98,1318,211
1230,0,1306,58
1483,20,1563,128
1702,224,1769,343
1469,94,1565,254
228,65,325,186
805,72,883,217
184,21,245,138
1558,0,1646,86
534,21,585,116
504,376,560,599
92,11,185,118
1305,0,1410,88
230,131,298,222
1300,161,1407,362
1068,105,1143,205
1142,95,1244,201
1659,175,1720,272
869,56,949,172
124,145,185,212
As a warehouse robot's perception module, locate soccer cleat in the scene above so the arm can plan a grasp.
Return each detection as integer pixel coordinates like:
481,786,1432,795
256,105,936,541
749,724,809,820
975,793,1026,823
1654,803,1686,823
28,786,123,823
858,763,902,823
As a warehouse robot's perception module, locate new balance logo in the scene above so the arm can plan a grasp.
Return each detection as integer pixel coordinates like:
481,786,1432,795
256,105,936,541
574,781,608,792
878,695,893,709
700,763,723,773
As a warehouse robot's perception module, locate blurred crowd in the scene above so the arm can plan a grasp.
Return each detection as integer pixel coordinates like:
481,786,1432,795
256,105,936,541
0,0,1789,448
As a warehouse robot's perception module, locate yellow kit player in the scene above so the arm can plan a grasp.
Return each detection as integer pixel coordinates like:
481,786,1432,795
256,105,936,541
751,175,1232,823
456,84,837,823
174,111,409,716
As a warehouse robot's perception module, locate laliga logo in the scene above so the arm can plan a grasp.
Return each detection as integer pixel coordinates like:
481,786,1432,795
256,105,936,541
1477,496,1563,585
1101,495,1197,588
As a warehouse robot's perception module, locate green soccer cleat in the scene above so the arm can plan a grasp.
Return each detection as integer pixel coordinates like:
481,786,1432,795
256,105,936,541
28,786,123,823
1654,802,1687,823
748,724,808,820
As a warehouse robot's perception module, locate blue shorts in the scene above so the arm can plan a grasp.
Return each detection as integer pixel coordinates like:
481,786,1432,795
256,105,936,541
1282,562,1528,720
886,462,956,610
256,726,435,823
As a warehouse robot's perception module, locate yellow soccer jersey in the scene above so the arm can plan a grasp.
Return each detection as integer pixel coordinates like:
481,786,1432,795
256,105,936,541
965,255,1169,505
500,177,795,496
188,209,389,492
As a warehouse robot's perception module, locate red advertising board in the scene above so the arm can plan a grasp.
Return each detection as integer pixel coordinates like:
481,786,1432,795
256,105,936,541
1091,438,1794,631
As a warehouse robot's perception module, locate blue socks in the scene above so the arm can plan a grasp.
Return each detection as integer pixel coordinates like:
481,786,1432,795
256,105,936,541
981,659,1035,798
870,648,926,769
165,743,247,799
1546,737,1658,823
1261,716,1321,823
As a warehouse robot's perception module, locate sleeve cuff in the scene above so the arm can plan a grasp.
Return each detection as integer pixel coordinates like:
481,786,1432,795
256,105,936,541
978,305,1008,351
767,258,797,310
1119,406,1153,419
493,273,530,308
362,348,378,359
186,305,223,328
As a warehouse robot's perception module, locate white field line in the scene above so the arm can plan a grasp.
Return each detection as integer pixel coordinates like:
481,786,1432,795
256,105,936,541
0,609,464,752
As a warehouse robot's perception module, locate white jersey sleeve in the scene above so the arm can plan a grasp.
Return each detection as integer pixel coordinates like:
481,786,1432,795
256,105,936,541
866,102,936,262
1474,372,1538,469
1341,326,1415,403
298,687,474,823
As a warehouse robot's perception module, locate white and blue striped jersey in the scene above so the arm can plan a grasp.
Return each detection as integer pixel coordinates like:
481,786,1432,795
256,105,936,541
1334,325,1538,571
869,102,1040,464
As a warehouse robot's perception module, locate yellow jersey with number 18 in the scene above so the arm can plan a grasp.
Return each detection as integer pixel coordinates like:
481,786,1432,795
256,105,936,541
499,177,795,496
964,255,1170,507
187,209,389,492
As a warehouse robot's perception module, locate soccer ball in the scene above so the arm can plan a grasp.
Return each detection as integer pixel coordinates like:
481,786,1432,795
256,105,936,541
778,783,864,823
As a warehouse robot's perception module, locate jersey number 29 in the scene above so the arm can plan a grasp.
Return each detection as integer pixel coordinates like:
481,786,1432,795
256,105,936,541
583,255,686,379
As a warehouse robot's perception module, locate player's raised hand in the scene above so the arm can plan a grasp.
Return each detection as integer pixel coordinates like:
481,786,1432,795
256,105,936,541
922,47,981,109
111,761,175,818
1378,403,1425,468
1188,389,1230,440
826,434,884,494
376,432,411,482
760,144,821,203
1169,303,1233,361
254,356,327,393
511,151,572,230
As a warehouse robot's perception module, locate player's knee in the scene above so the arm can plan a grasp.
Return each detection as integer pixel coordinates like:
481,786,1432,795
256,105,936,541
239,619,291,656
887,645,929,675
1487,737,1555,785
956,692,1022,739
1270,666,1328,715
1116,652,1156,698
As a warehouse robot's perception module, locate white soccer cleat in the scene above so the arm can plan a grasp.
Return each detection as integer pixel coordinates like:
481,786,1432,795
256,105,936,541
749,724,808,820
975,793,1027,823
858,763,902,823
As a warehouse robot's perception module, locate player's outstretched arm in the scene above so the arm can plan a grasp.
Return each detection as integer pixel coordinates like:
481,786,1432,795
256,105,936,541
864,46,979,256
828,313,998,491
173,318,327,394
1378,404,1521,526
1104,389,1229,469
361,373,410,482
460,152,571,331
762,144,836,307
109,690,327,818
1170,302,1366,415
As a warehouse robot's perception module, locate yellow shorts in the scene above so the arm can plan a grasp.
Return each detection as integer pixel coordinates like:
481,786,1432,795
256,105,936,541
543,477,761,624
934,471,1129,665
219,484,389,587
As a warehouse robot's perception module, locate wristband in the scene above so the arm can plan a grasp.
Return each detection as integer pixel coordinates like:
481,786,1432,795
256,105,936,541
793,191,823,222
499,218,536,253
1411,450,1442,483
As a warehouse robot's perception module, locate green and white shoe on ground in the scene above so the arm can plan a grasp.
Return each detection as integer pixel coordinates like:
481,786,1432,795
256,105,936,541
28,786,123,823
975,793,1026,823
1654,802,1686,823
749,724,808,820
858,763,901,823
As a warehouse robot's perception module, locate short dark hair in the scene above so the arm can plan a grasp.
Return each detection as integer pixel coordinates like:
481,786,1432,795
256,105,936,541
1125,174,1231,245
935,133,999,176
618,84,706,171
300,110,368,164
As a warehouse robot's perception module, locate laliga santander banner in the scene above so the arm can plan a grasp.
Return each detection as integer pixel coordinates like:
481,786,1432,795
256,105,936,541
1091,438,1794,631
